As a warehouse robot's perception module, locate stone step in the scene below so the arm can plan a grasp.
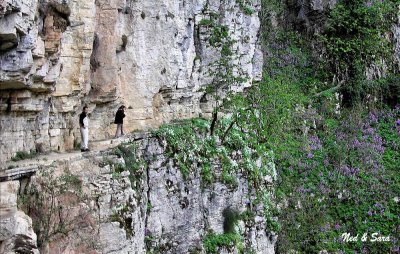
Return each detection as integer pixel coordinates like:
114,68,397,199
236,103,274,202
0,152,84,182
0,165,38,182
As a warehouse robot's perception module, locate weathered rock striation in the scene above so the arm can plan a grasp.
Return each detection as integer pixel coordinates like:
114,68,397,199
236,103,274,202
0,0,263,162
0,134,277,253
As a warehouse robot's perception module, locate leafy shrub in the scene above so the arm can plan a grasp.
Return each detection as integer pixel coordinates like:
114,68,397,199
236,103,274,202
236,0,255,15
113,144,146,190
199,19,213,26
11,150,38,161
319,0,399,104
110,204,133,238
203,232,242,253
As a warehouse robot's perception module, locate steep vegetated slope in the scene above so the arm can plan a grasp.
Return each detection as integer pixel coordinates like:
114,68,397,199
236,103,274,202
257,0,400,253
1,0,279,253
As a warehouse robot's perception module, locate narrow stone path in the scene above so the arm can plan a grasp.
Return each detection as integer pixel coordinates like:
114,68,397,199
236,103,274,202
0,132,150,181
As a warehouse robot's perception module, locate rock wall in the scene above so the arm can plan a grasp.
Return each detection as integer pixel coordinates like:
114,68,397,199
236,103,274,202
0,0,263,162
0,181,39,254
284,0,337,33
0,135,276,254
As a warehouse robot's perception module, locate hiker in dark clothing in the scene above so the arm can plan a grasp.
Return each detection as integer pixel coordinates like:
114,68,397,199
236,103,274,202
114,105,126,138
79,105,90,152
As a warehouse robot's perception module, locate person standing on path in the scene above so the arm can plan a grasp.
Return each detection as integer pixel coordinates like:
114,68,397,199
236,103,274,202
79,105,90,152
114,105,126,138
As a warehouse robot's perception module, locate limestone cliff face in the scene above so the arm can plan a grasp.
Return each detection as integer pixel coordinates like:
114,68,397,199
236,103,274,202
0,0,262,162
0,181,39,254
0,135,277,253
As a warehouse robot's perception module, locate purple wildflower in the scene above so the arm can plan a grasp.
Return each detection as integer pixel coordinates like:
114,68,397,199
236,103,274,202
363,127,375,135
369,113,378,122
309,135,322,150
395,119,400,136
352,138,362,149
351,167,360,174
319,183,330,194
339,165,359,176
337,132,346,141
297,186,311,194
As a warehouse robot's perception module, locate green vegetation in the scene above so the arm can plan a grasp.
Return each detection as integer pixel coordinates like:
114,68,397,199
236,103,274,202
236,0,255,15
202,208,255,253
203,232,243,253
111,0,400,253
73,139,81,151
11,150,38,161
256,0,400,253
69,1,400,253
198,6,248,135
169,0,400,252
154,116,277,230
145,236,159,254
113,143,147,192
220,208,261,254
110,204,133,238
275,107,400,253
148,0,400,252
153,74,283,250
199,19,213,27
319,0,400,104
